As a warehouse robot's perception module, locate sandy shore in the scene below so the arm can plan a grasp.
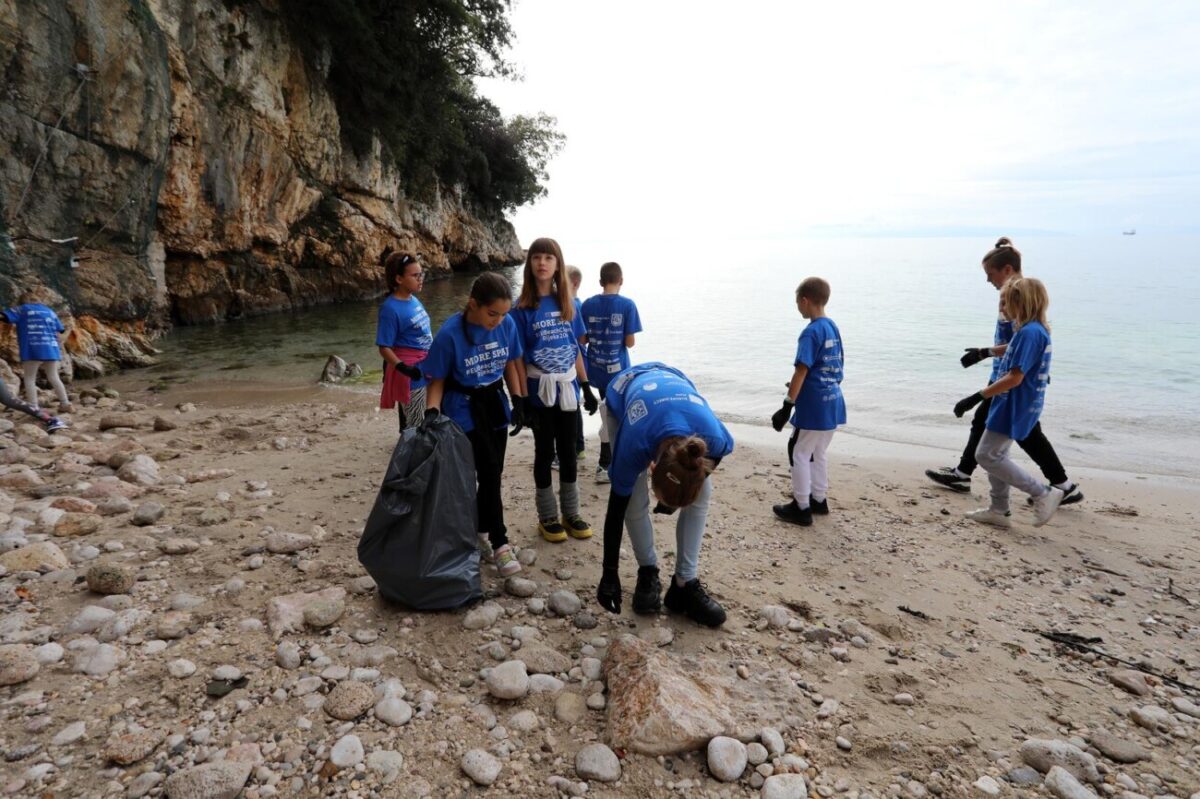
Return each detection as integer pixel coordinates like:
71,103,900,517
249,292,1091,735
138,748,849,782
1,378,1198,798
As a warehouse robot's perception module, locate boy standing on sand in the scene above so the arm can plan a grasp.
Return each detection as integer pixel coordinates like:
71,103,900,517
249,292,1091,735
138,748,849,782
581,262,642,483
771,277,846,526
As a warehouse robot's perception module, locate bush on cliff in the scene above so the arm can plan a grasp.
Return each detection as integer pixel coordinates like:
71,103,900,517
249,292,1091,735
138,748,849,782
278,0,563,213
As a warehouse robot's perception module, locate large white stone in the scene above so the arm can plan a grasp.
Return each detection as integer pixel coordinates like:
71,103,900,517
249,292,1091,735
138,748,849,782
707,736,748,782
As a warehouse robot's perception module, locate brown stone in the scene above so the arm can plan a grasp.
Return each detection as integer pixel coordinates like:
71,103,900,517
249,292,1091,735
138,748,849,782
1107,669,1151,697
99,413,144,431
54,512,103,537
604,636,737,756
0,541,70,573
104,730,162,765
50,497,98,513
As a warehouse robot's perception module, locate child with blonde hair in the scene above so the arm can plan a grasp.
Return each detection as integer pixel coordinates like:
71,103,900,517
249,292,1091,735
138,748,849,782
954,277,1063,527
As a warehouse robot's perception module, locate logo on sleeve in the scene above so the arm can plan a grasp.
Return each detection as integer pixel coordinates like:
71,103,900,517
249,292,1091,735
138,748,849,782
627,399,648,425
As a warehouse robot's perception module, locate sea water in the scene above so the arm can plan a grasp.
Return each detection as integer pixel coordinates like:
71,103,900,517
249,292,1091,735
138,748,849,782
136,236,1200,477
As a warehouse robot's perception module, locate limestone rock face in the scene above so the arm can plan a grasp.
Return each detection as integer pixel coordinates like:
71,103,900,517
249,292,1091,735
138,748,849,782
1,0,522,374
603,635,807,756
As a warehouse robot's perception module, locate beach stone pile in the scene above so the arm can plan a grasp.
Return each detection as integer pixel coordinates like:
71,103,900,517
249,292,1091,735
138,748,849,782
1,386,1199,799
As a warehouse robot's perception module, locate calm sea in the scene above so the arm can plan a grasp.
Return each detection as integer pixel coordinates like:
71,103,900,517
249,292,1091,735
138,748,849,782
129,236,1200,478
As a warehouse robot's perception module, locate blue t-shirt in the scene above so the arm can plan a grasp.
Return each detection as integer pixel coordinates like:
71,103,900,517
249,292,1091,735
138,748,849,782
424,313,523,433
986,321,1051,441
791,317,846,431
580,293,643,390
3,304,64,361
988,300,1016,384
605,362,735,496
511,295,586,408
376,295,432,388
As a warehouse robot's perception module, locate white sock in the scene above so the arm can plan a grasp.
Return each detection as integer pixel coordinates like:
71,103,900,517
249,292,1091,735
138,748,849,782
1053,481,1073,492
953,468,969,479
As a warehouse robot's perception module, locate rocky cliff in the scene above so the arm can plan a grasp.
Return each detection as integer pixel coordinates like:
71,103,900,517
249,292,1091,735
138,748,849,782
0,0,523,376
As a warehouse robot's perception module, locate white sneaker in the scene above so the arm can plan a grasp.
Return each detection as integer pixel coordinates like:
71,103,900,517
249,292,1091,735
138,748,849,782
1032,487,1064,527
495,545,522,577
595,464,610,484
966,508,1013,529
477,534,495,564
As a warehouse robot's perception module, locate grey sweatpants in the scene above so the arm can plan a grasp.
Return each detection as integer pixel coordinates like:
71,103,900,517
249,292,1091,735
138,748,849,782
22,360,69,407
976,429,1048,513
607,404,712,581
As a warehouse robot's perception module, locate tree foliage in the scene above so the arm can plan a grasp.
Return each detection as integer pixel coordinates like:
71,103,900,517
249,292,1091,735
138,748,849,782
278,0,563,213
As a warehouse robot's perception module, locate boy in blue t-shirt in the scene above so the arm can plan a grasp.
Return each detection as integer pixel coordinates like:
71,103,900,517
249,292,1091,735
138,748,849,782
2,299,72,414
580,261,643,483
770,277,846,526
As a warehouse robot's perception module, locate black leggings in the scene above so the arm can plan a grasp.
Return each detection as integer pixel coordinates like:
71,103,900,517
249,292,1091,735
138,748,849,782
467,426,509,549
533,406,578,488
957,395,1067,485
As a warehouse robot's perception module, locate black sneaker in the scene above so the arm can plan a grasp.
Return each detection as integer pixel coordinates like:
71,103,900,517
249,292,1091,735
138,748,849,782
925,466,971,493
1027,482,1084,507
809,495,829,515
664,577,726,627
632,565,662,614
773,499,813,526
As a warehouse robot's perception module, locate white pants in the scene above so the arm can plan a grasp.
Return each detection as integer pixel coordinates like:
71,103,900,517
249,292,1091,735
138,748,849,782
791,428,835,508
22,361,69,408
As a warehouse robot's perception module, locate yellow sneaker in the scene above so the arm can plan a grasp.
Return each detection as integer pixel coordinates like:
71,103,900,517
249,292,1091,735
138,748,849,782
539,518,568,543
563,515,593,539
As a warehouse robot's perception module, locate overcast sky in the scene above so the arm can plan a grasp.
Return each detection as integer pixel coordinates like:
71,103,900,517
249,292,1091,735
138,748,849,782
478,1,1200,242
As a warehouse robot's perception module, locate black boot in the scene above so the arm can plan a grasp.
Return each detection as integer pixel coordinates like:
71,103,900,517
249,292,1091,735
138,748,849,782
772,499,813,526
664,576,726,627
632,565,662,614
809,495,829,515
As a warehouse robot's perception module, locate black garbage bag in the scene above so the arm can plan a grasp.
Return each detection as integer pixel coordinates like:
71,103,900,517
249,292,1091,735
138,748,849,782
358,413,481,610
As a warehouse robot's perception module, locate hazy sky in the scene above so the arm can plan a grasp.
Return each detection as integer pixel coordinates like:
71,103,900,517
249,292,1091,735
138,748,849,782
478,1,1200,242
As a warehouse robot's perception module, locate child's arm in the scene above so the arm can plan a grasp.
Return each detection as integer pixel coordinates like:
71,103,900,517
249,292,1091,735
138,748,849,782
771,365,808,431
425,378,444,412
504,360,524,398
576,351,599,413
953,368,1024,417
624,334,636,348
786,364,809,402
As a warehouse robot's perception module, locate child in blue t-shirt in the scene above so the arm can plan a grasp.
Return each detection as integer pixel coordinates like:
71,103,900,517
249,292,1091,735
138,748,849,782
771,277,846,527
2,300,72,413
580,261,643,483
954,277,1064,528
423,272,527,577
594,362,735,627
567,265,586,464
510,239,599,544
376,252,433,431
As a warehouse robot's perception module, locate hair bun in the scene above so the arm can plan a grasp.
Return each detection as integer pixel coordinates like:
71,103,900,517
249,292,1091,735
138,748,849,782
995,237,1013,248
684,438,707,465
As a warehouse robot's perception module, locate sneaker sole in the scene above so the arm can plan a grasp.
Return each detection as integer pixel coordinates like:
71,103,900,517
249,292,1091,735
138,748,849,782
772,508,813,526
539,527,568,543
925,470,971,492
1026,489,1084,507
966,513,1012,529
497,564,522,577
567,529,592,540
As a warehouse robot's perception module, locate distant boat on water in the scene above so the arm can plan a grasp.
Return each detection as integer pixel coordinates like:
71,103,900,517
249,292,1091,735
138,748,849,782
1123,228,1136,235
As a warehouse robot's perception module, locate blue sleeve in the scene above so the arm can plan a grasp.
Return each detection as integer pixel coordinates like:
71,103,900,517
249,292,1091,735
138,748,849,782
795,327,819,368
424,327,455,380
501,315,523,361
571,305,586,341
1008,327,1045,377
375,304,399,347
53,313,64,333
625,299,643,335
2,308,18,324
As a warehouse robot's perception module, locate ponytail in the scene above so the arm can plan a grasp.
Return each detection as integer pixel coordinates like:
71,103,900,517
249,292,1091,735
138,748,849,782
982,237,1021,273
651,435,714,508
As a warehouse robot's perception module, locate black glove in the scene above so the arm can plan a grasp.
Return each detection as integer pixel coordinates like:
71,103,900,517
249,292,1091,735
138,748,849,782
423,408,440,424
597,568,622,614
771,398,795,432
395,361,423,380
959,348,991,369
953,392,985,418
508,395,527,437
581,381,598,415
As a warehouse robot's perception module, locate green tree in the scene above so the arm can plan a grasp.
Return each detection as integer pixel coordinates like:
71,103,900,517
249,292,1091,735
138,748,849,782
278,0,561,212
